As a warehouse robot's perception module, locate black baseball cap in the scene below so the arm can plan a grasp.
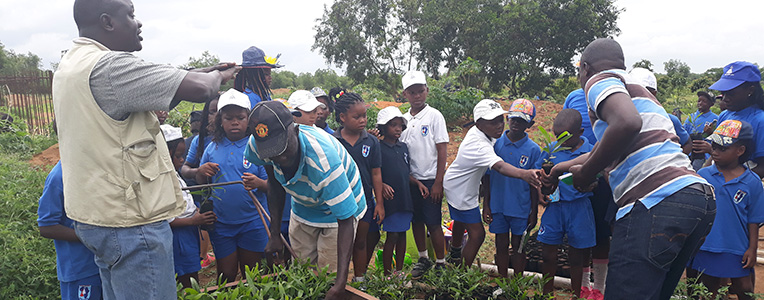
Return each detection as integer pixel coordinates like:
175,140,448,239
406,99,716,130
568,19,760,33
250,101,294,159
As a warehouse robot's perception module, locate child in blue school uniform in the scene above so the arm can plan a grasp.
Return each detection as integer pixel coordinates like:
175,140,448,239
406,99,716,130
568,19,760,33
332,91,385,282
195,89,270,283
482,99,541,279
536,109,597,298
38,160,102,300
376,107,424,276
690,120,764,300
160,124,217,288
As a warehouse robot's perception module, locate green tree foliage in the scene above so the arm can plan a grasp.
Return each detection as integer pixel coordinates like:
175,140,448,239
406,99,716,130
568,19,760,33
270,69,352,91
632,59,654,71
0,42,43,75
179,50,220,70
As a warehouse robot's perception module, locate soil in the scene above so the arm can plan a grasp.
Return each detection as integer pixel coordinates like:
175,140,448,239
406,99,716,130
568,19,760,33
29,143,59,168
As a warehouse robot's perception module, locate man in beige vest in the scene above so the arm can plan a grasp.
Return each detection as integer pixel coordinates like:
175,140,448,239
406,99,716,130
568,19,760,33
52,0,238,298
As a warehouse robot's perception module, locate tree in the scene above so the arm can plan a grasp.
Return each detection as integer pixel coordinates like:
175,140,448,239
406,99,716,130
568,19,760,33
632,59,653,71
271,70,297,89
179,50,220,70
0,42,43,75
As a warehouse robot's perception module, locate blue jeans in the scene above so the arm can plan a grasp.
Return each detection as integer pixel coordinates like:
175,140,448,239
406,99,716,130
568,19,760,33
605,185,715,300
74,221,176,300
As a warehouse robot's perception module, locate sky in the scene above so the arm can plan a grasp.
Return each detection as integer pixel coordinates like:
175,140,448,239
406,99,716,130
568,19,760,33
1,0,762,75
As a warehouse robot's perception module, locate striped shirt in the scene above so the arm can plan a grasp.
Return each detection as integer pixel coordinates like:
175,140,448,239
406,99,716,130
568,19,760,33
585,69,708,220
245,125,366,228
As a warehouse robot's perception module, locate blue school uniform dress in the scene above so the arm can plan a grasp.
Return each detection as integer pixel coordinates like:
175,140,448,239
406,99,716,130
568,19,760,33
200,137,270,258
692,165,764,278
535,138,597,249
170,173,201,277
488,131,541,235
380,140,414,233
718,106,764,162
333,129,382,229
37,162,102,300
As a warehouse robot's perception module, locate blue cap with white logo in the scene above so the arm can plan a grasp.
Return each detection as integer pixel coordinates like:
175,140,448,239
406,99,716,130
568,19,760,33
709,61,761,91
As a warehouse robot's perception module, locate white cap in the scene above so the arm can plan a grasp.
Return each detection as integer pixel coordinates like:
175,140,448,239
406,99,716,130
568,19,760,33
473,99,507,122
376,106,407,126
160,124,183,142
628,67,657,91
288,90,326,112
402,70,427,90
218,89,251,110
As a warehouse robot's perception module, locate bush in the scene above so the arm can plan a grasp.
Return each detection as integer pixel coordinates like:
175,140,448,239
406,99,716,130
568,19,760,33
427,81,484,126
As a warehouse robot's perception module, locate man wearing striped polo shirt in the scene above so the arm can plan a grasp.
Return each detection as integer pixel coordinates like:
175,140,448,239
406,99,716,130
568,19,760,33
244,101,366,300
546,39,716,300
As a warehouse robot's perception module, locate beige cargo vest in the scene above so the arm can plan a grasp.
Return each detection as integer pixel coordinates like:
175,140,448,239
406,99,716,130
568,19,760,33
52,38,184,227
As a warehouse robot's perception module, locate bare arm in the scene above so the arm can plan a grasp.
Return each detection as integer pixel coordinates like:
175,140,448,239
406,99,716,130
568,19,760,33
263,166,287,256
481,175,492,224
743,223,759,268
371,168,385,224
430,142,448,202
328,217,355,297
180,163,198,180
491,161,541,188
171,64,239,106
39,225,79,242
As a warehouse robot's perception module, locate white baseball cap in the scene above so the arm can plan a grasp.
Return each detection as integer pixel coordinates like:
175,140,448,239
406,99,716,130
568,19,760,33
628,67,657,91
473,99,508,122
402,70,427,90
217,89,251,110
376,106,407,126
288,90,326,112
160,124,183,142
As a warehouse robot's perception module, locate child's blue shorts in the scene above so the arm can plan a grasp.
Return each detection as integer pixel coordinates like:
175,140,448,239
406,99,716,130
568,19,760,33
537,198,596,249
691,250,752,278
172,225,201,277
383,211,413,233
448,203,482,224
61,274,102,300
489,214,528,235
412,180,442,225
209,219,269,258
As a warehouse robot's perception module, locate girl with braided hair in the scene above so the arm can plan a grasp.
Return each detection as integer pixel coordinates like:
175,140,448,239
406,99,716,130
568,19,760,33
332,92,385,282
234,46,282,108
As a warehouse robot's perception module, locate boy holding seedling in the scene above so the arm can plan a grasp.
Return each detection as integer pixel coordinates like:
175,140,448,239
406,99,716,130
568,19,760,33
399,70,450,278
444,99,542,269
482,98,541,278
536,109,596,298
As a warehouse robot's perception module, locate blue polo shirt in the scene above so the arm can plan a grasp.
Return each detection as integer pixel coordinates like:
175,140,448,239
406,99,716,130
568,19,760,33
185,135,213,167
698,165,764,255
563,88,597,144
488,132,542,218
380,140,413,215
200,137,269,225
37,162,99,283
244,88,271,109
333,128,381,203
718,106,764,160
319,123,335,135
245,125,366,227
669,114,690,146
535,137,594,202
683,110,718,135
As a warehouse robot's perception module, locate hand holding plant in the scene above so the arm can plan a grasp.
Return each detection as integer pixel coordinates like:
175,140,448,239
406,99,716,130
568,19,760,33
191,210,216,226
538,126,572,174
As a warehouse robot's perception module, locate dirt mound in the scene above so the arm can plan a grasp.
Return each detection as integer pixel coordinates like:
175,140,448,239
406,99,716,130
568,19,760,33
29,143,60,168
370,101,402,109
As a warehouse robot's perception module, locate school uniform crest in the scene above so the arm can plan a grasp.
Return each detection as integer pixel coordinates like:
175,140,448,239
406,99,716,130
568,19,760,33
421,125,429,136
734,190,747,204
78,285,91,300
404,152,409,164
362,145,371,157
519,155,529,167
243,156,252,169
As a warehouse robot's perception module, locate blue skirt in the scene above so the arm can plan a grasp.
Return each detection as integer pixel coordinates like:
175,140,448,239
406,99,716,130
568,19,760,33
691,250,752,278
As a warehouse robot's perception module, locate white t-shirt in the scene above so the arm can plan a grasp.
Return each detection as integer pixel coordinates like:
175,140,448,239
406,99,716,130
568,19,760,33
401,104,450,180
443,126,503,210
168,173,196,223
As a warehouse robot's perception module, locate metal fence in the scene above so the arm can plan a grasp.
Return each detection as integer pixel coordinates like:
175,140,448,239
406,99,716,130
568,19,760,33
0,71,55,135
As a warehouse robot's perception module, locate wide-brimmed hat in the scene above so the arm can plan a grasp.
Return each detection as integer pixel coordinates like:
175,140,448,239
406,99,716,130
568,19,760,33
241,46,283,68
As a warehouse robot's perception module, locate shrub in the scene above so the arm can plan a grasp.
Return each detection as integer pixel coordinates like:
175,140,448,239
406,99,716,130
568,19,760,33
427,81,484,126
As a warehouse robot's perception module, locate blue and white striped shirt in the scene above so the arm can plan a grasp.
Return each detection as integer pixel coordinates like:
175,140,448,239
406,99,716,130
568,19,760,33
245,125,366,227
585,69,707,220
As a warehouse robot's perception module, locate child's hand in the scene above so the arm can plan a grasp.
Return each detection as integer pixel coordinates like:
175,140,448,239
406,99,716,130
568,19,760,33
742,248,757,269
482,207,492,224
367,128,381,138
417,182,430,199
527,212,538,231
692,140,712,154
430,182,444,203
373,205,385,225
192,210,217,226
538,195,550,206
242,172,261,190
198,162,220,178
521,169,542,188
382,183,395,201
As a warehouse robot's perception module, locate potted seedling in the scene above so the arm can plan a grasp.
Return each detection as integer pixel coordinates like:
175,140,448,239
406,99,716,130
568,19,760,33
687,114,717,161
538,126,572,175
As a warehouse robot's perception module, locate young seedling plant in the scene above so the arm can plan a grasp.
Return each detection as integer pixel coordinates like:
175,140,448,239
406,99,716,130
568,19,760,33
538,126,572,175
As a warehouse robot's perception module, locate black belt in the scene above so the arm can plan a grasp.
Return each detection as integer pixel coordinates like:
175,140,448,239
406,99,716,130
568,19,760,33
687,183,713,195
